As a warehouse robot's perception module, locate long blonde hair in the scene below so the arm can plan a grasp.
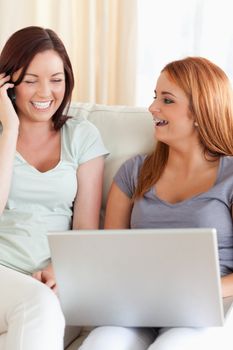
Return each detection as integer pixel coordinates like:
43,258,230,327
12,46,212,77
134,57,233,199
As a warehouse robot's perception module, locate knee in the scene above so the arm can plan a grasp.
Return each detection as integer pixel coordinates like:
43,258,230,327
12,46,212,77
80,326,154,350
147,328,209,350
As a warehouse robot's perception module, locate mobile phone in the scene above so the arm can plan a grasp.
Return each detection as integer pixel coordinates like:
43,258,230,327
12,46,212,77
7,87,16,104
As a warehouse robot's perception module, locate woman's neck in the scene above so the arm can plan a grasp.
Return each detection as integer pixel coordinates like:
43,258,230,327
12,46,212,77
166,144,219,177
18,119,56,141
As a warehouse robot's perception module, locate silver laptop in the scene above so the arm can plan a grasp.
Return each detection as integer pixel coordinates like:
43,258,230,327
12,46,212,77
48,228,233,327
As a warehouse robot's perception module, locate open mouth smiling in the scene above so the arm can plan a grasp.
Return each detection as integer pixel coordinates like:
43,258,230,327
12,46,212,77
31,101,53,110
153,117,169,126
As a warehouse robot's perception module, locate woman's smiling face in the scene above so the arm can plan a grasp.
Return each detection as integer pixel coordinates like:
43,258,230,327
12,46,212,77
13,49,66,124
148,72,198,147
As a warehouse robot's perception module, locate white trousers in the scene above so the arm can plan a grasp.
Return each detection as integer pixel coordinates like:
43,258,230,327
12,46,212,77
0,265,65,350
78,306,233,350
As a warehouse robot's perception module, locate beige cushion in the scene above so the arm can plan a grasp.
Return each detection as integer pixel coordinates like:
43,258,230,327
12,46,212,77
68,102,155,211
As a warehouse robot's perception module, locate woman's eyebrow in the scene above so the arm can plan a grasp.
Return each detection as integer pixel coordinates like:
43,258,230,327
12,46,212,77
154,89,176,97
24,73,38,77
161,91,176,97
51,72,65,76
24,72,65,77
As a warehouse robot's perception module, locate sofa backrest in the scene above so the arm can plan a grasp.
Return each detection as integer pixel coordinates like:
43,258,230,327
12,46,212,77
68,102,156,222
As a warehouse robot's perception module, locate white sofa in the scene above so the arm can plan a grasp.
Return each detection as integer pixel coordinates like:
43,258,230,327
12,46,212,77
64,102,155,349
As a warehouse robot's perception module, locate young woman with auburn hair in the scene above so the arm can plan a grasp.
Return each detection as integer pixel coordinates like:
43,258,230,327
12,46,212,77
78,57,233,350
134,57,233,199
0,26,108,350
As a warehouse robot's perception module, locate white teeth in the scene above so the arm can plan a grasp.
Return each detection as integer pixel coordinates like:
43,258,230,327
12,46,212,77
153,117,168,126
32,101,51,109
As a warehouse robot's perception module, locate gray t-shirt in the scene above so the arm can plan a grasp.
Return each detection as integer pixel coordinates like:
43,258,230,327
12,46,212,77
114,154,233,276
0,117,109,274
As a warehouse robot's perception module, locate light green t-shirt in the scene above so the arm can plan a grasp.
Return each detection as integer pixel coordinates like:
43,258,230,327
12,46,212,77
0,117,108,274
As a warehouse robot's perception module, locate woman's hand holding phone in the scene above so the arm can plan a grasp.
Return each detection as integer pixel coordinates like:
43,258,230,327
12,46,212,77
0,72,19,132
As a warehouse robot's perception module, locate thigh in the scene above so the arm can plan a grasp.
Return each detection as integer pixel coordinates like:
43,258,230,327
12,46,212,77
148,311,233,350
0,265,35,331
0,265,65,350
0,264,63,331
78,326,157,350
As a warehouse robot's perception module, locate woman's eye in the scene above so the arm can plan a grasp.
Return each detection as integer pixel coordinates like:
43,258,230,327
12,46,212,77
24,81,36,84
51,79,63,83
164,98,173,104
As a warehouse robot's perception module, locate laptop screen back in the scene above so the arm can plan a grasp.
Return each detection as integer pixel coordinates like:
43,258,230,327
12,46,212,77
48,228,224,327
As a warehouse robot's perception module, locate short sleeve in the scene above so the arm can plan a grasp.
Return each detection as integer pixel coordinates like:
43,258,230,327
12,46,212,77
114,155,146,198
62,118,109,165
75,121,109,164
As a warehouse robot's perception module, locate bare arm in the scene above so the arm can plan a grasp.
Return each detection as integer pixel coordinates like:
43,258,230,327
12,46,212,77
104,182,133,229
72,156,105,229
221,274,233,297
0,74,19,214
220,207,233,297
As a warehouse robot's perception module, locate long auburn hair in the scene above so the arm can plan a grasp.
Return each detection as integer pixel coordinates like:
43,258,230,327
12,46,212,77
134,56,233,199
0,26,74,130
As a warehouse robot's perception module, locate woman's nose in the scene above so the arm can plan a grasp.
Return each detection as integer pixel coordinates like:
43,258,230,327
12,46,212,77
37,82,51,97
148,100,160,114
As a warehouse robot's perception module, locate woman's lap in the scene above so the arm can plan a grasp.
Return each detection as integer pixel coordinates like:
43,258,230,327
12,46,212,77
77,326,157,350
76,306,233,350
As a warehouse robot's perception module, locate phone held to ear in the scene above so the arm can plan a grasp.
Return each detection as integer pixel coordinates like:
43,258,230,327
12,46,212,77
7,87,16,104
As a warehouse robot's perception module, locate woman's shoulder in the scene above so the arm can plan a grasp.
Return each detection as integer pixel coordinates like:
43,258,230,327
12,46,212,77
221,155,233,164
64,116,97,132
61,117,108,164
123,154,147,168
62,116,101,142
217,155,233,183
116,154,147,178
220,155,233,172
114,154,147,198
